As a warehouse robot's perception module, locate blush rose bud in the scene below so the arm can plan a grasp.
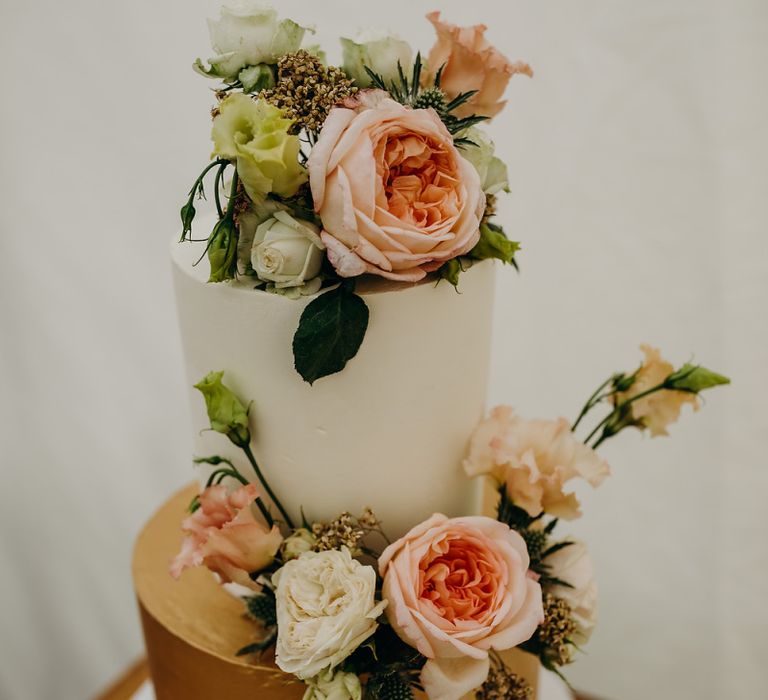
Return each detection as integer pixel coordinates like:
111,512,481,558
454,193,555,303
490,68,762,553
194,370,251,448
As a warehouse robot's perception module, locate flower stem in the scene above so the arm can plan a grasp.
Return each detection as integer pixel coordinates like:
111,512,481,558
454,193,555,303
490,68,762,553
204,465,274,528
241,443,295,530
571,376,615,432
583,380,669,446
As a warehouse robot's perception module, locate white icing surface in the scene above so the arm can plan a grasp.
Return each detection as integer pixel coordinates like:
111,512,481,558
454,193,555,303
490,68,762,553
171,234,496,537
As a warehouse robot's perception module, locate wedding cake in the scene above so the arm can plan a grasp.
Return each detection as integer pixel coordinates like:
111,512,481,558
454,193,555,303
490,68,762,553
133,4,729,700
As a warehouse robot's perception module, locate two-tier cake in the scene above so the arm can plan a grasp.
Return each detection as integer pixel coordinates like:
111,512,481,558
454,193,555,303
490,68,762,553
133,4,728,700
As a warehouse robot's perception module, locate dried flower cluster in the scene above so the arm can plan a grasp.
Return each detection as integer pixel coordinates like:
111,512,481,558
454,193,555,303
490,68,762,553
262,50,357,133
312,512,366,552
476,666,532,700
539,594,577,666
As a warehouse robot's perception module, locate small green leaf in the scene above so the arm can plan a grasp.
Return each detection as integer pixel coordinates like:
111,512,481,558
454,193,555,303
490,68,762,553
292,284,369,384
665,363,730,393
470,223,520,265
438,258,463,287
180,199,196,239
194,370,251,447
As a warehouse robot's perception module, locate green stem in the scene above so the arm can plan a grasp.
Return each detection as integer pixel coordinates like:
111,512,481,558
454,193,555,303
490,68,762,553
584,380,669,446
571,376,615,432
242,443,295,530
204,466,274,528
213,162,227,218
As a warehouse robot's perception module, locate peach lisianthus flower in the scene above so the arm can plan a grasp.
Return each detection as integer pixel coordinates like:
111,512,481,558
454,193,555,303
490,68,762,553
464,407,610,520
308,90,484,282
379,514,543,700
170,483,282,590
616,344,699,437
423,12,532,120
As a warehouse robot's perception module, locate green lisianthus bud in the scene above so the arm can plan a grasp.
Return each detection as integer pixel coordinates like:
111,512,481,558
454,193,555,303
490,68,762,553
665,363,730,393
194,371,251,448
207,214,239,283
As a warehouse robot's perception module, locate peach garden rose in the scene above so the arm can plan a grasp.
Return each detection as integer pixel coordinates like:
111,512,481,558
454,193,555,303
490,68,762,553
170,483,282,591
308,90,485,282
379,514,543,700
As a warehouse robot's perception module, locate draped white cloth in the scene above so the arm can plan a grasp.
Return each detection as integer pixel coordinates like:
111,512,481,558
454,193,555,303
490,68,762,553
1,1,766,699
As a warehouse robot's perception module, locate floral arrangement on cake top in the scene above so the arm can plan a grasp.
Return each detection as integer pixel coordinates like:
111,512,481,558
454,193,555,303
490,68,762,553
179,2,531,384
171,347,728,700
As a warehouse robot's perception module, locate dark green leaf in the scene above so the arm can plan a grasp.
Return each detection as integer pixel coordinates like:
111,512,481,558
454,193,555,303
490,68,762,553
541,540,574,559
292,284,370,384
180,199,196,240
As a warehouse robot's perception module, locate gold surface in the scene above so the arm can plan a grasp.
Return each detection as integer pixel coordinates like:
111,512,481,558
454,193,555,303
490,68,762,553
133,483,540,699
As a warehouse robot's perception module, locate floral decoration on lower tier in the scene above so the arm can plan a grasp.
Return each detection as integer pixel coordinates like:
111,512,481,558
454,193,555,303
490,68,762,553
179,3,530,384
170,347,728,700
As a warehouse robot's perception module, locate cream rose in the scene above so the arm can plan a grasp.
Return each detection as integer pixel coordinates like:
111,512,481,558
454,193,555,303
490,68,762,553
303,669,362,700
379,514,543,700
195,1,307,82
464,406,610,520
544,540,598,644
423,11,532,120
308,90,484,282
461,127,509,195
341,31,413,87
251,211,325,294
274,548,386,679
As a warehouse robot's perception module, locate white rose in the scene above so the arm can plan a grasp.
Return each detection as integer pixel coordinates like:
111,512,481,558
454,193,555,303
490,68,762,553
251,211,325,293
461,127,510,195
544,540,598,643
281,528,317,561
274,548,386,679
303,669,362,700
195,1,308,82
341,30,413,87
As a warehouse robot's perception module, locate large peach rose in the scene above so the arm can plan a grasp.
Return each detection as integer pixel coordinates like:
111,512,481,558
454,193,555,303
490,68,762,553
308,90,484,282
379,514,543,700
423,12,533,119
464,407,610,519
170,484,282,590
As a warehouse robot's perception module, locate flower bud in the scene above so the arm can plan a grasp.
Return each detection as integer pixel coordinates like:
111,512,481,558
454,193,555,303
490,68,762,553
281,528,317,561
194,370,251,447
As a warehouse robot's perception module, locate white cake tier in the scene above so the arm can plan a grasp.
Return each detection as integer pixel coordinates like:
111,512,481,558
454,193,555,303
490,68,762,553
171,234,496,538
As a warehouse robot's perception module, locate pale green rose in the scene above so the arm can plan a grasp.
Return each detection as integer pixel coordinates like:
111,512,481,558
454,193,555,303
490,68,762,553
461,127,510,195
211,94,307,202
195,1,308,82
303,670,362,700
281,528,317,561
251,211,325,294
341,30,413,87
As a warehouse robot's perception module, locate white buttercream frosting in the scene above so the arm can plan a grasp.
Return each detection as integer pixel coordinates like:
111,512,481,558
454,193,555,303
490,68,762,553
171,233,496,537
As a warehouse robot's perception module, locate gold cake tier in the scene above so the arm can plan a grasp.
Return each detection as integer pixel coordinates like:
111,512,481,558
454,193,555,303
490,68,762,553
133,483,540,699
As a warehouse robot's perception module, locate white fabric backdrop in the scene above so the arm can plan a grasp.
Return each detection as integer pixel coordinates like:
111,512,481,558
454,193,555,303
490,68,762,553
1,1,766,698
